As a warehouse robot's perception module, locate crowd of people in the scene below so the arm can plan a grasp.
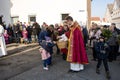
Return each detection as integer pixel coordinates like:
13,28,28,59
89,22,120,62
89,22,120,79
1,16,120,79
2,21,41,44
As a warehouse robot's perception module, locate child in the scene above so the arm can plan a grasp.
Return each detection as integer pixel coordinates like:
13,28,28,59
39,41,51,70
57,33,68,60
22,28,28,44
95,36,111,79
45,36,54,65
4,30,9,44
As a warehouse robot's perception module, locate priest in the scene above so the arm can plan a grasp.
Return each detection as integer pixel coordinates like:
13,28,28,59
65,16,88,72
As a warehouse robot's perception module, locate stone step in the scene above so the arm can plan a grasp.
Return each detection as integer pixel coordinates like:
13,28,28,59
6,43,19,48
0,43,39,58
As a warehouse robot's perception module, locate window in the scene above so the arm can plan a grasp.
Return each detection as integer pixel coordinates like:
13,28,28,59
61,14,69,20
28,15,36,22
11,16,19,24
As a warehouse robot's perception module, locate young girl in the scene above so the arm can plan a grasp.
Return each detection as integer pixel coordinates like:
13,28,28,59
22,28,28,44
45,36,54,65
39,41,51,70
57,33,68,60
95,36,111,79
4,30,9,44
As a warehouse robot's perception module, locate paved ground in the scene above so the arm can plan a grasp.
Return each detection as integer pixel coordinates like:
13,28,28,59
0,43,120,80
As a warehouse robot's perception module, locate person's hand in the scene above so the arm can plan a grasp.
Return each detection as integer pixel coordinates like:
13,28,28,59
16,31,18,33
57,36,61,39
53,41,56,44
58,29,61,31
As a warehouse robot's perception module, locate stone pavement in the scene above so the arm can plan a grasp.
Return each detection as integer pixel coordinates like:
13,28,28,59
6,43,39,56
7,48,120,80
0,43,40,80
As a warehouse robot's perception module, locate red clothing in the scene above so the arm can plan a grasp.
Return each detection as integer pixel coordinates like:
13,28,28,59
67,22,88,64
65,31,70,39
4,33,9,44
61,48,68,54
22,30,28,39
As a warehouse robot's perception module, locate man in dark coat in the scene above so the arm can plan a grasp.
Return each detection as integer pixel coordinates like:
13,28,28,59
82,26,89,47
13,22,21,43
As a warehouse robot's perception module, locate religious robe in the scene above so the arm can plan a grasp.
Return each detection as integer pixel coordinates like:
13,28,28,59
67,22,88,65
0,25,7,56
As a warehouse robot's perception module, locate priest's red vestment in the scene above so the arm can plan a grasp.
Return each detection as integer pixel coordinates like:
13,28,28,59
67,22,88,64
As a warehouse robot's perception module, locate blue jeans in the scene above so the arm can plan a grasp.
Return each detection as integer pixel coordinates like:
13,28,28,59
47,57,52,65
43,59,48,67
43,57,52,67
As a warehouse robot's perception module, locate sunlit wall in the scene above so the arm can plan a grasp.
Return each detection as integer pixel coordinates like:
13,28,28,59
0,0,12,26
11,0,87,25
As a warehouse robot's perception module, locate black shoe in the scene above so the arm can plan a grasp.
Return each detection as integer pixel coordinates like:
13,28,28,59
106,71,111,79
68,69,79,73
68,69,73,73
96,68,100,74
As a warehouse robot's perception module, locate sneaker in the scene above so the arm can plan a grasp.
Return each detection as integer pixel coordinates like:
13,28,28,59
43,67,49,70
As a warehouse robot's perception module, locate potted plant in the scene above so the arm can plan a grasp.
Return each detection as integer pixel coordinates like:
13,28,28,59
101,29,112,41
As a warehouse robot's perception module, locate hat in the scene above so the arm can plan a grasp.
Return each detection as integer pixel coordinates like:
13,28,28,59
99,33,105,39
